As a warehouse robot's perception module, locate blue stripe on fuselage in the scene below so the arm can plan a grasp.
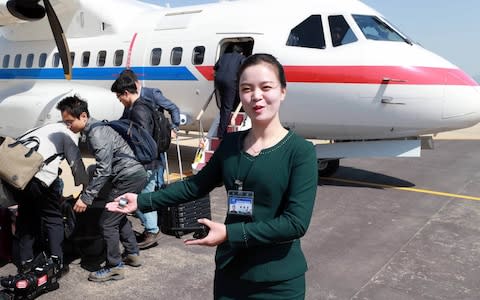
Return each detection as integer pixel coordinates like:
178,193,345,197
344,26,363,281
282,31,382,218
0,66,197,80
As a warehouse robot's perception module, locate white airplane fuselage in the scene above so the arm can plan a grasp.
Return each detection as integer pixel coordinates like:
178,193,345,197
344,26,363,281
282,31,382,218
0,0,479,144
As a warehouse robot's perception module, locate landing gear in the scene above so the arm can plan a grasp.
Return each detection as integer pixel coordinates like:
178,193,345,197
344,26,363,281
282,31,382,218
317,159,339,177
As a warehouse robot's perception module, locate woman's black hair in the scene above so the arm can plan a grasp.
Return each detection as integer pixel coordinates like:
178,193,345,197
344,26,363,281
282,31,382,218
237,53,287,88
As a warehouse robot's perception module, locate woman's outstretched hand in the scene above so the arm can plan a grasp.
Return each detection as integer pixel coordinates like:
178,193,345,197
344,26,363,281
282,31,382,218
105,193,138,214
184,218,227,247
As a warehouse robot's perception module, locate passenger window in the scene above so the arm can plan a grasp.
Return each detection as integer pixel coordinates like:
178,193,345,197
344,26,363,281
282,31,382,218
192,46,205,65
353,15,407,42
329,15,357,47
286,15,325,49
82,51,90,67
2,55,10,68
150,48,162,65
97,50,106,66
53,53,60,67
114,50,124,66
26,54,34,68
14,54,22,68
38,53,47,67
170,47,182,65
70,52,75,66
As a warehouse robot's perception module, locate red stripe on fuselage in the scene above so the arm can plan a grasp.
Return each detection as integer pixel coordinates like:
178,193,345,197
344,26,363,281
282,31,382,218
195,65,478,86
196,66,215,81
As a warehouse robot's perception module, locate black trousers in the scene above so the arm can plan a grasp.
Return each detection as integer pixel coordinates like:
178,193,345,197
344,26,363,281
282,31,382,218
100,171,147,267
11,178,63,263
216,80,239,138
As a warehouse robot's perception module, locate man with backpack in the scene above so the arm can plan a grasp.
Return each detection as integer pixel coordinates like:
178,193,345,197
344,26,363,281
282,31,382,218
56,95,147,282
113,70,180,249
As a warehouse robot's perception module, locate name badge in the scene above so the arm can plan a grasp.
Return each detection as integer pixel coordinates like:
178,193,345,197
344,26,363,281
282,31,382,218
227,190,254,216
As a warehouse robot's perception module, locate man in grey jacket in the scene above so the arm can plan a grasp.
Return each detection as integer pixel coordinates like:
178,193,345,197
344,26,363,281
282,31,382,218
56,95,147,282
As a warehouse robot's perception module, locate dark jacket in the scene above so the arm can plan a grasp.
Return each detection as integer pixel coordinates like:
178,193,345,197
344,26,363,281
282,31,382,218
122,97,160,169
80,118,145,204
123,97,155,137
127,87,181,130
214,52,245,85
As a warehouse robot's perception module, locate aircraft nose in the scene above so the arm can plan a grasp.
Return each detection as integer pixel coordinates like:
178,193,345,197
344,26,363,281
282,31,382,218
442,70,480,127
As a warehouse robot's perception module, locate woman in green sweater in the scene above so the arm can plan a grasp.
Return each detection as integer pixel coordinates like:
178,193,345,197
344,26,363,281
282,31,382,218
107,53,318,299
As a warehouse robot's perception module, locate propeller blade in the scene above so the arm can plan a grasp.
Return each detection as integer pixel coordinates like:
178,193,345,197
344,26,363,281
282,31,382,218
43,0,71,80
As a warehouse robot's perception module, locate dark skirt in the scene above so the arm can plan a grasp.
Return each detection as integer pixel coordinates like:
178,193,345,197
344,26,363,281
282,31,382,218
214,269,305,300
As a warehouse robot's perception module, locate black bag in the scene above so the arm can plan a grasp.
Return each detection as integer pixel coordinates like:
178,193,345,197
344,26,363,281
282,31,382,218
60,196,76,240
96,119,158,164
0,180,16,208
160,195,211,237
160,135,211,237
62,198,106,271
143,101,172,154
0,252,60,299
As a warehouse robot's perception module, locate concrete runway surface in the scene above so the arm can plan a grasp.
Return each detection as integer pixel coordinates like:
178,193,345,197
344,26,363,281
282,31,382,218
2,125,480,299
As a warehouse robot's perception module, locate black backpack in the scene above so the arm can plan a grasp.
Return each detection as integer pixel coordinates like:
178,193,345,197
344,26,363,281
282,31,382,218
143,101,172,154
93,119,158,164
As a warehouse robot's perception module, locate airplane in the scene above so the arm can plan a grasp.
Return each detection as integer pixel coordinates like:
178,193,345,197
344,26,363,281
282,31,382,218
0,0,478,176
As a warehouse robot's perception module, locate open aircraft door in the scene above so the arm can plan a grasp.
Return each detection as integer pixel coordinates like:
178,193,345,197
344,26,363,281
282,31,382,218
214,37,254,107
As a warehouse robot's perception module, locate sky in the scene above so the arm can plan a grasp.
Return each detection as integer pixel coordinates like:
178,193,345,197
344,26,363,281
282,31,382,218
144,0,480,80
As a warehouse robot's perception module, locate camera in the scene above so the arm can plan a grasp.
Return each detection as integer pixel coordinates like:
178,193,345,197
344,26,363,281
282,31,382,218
0,254,60,299
118,197,128,208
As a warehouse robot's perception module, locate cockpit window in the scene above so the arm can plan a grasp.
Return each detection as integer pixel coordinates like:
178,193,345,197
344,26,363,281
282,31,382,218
328,15,357,47
286,15,325,49
352,15,408,43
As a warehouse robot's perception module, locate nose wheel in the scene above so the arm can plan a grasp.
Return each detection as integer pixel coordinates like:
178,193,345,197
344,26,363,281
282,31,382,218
317,159,339,176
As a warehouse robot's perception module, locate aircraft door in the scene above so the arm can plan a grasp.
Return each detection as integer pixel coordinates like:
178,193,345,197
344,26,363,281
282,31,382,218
216,39,254,60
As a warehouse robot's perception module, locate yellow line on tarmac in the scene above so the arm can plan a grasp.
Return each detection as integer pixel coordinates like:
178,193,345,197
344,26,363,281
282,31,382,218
320,177,480,201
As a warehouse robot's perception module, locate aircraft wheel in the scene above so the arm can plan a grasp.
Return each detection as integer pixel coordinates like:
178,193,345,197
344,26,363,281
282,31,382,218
317,159,339,177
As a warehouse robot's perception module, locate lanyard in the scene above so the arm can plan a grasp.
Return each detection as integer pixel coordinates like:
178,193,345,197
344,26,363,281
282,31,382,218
235,132,257,191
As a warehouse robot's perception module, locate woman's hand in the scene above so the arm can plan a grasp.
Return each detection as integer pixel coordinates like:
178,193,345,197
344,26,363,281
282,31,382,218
105,193,138,214
184,218,227,247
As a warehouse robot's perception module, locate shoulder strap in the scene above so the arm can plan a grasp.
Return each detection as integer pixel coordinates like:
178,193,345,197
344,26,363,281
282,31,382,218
16,127,39,141
16,124,47,140
138,97,156,111
44,153,64,165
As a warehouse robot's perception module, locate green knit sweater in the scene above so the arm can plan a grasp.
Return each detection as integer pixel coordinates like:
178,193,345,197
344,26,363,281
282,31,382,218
138,129,318,282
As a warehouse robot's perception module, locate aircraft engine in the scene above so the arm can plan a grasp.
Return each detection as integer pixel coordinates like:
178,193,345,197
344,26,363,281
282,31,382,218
6,0,45,21
6,0,71,80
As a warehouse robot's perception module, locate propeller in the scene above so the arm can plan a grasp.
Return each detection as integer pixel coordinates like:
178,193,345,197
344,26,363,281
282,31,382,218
6,0,72,80
43,0,71,80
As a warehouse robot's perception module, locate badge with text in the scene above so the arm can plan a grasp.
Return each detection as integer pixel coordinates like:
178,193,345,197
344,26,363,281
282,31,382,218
227,190,254,216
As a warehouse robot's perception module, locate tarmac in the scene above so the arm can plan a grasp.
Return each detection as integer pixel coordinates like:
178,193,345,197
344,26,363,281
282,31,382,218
2,124,480,299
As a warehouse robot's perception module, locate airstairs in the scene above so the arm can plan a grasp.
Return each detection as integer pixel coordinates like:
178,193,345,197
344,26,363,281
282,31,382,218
191,90,250,174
